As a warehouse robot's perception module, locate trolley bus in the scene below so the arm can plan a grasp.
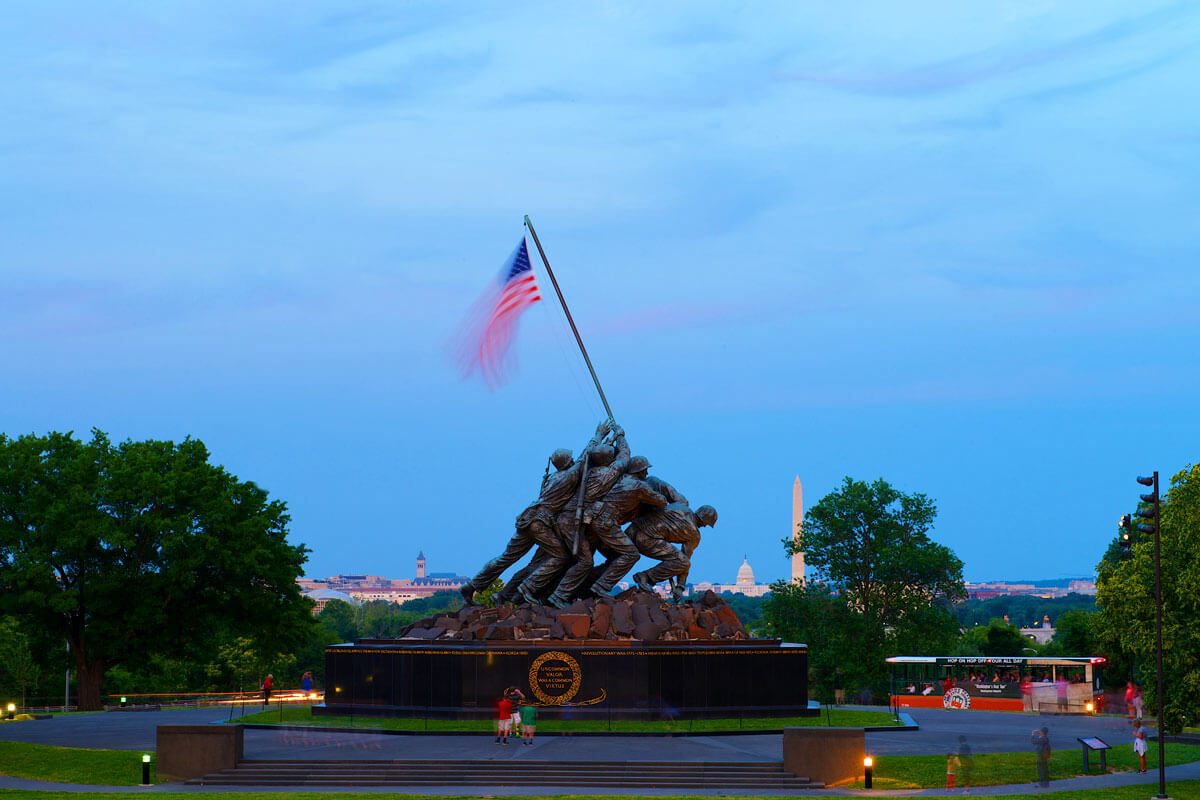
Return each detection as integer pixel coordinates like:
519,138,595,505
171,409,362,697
887,656,1105,713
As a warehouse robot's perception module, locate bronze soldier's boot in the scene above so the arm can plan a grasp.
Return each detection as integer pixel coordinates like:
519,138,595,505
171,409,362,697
632,571,655,593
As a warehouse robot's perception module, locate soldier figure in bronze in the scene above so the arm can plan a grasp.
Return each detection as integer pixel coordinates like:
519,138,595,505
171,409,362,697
460,420,610,605
569,456,667,600
628,502,718,603
544,424,632,607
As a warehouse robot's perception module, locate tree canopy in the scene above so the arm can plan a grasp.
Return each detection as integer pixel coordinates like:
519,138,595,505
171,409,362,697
1096,463,1200,733
0,429,315,710
770,477,965,698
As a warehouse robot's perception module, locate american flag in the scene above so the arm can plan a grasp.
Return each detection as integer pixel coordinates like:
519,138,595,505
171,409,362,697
454,237,542,389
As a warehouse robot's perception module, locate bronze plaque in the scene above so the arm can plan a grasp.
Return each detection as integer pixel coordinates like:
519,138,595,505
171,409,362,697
528,650,582,705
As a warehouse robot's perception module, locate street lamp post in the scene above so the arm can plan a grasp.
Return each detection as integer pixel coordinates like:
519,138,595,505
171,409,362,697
1136,472,1168,800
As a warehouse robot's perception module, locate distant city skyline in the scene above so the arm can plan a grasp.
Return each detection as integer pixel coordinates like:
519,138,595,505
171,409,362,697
302,550,1097,602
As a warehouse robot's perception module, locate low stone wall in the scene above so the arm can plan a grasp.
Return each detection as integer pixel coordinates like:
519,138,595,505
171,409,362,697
156,725,243,781
782,726,865,787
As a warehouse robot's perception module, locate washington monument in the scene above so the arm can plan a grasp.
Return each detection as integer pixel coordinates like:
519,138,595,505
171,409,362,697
791,476,805,583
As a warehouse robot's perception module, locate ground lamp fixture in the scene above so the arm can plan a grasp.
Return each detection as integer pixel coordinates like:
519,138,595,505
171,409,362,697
141,754,151,786
1135,472,1168,800
863,756,873,789
5,703,13,720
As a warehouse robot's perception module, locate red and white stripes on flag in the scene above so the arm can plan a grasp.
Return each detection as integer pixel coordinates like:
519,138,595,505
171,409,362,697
454,237,542,389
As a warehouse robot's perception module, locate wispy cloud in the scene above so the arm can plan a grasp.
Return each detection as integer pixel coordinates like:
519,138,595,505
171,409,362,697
773,4,1195,96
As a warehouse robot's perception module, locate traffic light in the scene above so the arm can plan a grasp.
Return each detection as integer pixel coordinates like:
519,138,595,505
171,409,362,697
1135,474,1159,535
1118,514,1132,551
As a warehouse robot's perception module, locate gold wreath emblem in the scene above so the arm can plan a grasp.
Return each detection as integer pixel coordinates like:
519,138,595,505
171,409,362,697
528,650,583,705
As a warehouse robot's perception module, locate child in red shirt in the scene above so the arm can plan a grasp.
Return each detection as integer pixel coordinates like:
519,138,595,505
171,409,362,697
495,696,513,744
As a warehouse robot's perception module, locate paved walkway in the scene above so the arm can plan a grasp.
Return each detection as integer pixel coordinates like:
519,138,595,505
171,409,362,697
0,705,1194,795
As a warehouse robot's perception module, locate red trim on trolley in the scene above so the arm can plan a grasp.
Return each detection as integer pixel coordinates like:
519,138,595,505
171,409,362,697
891,695,1025,712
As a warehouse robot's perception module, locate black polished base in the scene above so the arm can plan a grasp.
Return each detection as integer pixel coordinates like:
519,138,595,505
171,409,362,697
317,639,808,720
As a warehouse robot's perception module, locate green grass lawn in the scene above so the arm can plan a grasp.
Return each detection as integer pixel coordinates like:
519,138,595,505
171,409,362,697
0,740,159,785
846,742,1200,789
3,788,1200,800
230,704,900,732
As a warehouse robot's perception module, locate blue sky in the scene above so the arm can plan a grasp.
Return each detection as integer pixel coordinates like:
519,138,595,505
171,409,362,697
3,2,1197,586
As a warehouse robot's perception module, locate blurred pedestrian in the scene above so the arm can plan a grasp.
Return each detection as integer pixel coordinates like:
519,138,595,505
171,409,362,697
958,735,974,790
946,751,959,789
1133,719,1148,773
1125,681,1136,719
1031,727,1051,787
261,674,273,704
1132,684,1145,721
301,671,313,698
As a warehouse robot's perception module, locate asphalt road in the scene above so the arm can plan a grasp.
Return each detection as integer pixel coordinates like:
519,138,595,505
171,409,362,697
0,704,1151,761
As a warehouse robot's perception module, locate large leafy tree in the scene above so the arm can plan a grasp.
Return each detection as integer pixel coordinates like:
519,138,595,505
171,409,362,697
0,430,315,710
1096,463,1200,734
773,477,965,696
762,580,872,701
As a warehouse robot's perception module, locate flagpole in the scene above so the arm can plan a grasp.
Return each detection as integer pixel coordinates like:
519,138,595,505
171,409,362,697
523,215,615,422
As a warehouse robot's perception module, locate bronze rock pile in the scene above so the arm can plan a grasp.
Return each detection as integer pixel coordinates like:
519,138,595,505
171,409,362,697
399,589,748,643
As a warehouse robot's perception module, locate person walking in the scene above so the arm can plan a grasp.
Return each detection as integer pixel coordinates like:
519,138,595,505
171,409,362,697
261,674,273,704
495,693,513,744
1132,684,1145,721
1125,681,1136,719
1031,727,1051,788
946,751,959,789
520,702,537,745
1133,719,1148,773
958,735,974,791
300,671,313,698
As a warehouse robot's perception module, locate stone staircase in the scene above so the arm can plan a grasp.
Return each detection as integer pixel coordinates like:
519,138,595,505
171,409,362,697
186,758,825,789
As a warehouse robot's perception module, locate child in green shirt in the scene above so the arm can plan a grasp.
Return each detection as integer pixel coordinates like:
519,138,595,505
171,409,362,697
519,705,537,745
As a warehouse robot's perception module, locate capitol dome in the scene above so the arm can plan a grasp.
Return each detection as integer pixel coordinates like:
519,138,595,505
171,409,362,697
736,556,755,585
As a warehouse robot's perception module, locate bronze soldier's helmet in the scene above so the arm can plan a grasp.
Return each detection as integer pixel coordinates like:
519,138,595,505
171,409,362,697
696,505,718,527
628,455,651,475
588,444,616,467
549,448,573,469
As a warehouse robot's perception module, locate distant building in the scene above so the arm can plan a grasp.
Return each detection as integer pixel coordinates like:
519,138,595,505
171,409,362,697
299,553,470,609
692,556,772,598
1020,615,1056,645
965,580,1097,599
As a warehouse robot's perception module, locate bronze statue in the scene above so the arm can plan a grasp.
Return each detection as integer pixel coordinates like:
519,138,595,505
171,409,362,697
462,421,715,608
460,420,609,605
628,502,717,602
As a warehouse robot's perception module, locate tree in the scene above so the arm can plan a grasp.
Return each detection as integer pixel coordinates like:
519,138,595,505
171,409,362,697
787,478,964,628
981,619,1029,657
318,600,359,643
761,580,872,702
1096,463,1200,734
0,430,315,710
0,616,40,709
782,477,965,690
1049,610,1098,656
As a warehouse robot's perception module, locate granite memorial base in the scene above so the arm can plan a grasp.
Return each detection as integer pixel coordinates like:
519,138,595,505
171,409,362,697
317,639,807,720
783,726,865,787
156,724,244,781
